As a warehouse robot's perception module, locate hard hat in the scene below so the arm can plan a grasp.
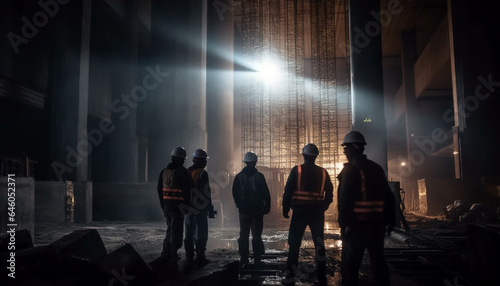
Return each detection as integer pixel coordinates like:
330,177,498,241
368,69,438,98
243,151,258,163
341,131,367,146
170,146,187,158
302,143,319,156
193,149,208,159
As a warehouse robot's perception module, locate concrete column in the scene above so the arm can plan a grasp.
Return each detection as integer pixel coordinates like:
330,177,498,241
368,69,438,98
206,1,235,223
106,0,139,182
149,0,208,180
49,0,91,182
206,2,235,174
185,0,208,153
401,31,417,161
447,0,500,199
348,0,387,171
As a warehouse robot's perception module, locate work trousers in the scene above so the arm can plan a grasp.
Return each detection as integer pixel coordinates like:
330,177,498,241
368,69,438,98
184,210,208,256
162,207,184,258
340,224,390,286
239,213,264,258
286,208,326,271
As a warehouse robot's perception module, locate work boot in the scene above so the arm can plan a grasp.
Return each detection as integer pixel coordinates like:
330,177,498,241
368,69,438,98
195,252,210,265
238,238,250,268
282,269,296,285
252,239,265,265
184,239,195,261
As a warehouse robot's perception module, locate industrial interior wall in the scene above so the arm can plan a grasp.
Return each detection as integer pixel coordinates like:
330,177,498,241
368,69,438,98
238,0,352,203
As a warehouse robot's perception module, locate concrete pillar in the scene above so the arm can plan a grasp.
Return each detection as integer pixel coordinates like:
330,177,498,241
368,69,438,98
148,1,208,181
206,0,235,222
401,31,417,161
185,0,208,154
447,0,500,199
49,0,91,182
348,0,387,171
206,3,235,174
106,0,139,182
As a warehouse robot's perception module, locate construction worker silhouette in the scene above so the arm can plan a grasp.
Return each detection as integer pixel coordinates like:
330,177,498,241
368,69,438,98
282,143,333,286
184,148,215,265
232,151,271,267
337,131,396,286
157,146,191,265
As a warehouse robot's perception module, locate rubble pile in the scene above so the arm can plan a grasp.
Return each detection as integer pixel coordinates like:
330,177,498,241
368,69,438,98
0,229,238,286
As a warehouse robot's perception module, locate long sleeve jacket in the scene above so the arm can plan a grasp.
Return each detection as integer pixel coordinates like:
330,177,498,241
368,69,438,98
187,165,213,212
232,166,271,215
337,155,396,229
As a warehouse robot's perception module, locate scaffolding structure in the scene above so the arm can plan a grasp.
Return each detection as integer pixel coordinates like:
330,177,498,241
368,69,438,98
240,0,351,191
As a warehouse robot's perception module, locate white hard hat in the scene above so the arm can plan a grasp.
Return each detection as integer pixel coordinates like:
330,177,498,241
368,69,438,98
341,131,367,146
193,149,208,159
302,143,319,156
170,146,187,158
243,151,258,163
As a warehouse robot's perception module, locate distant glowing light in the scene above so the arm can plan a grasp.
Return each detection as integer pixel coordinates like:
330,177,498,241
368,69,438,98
401,162,406,166
453,151,459,155
256,61,284,86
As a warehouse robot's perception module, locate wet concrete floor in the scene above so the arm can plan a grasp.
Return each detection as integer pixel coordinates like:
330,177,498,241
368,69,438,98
33,214,473,285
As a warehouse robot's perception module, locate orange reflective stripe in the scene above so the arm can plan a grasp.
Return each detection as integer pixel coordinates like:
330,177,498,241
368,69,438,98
163,188,183,200
354,208,384,213
360,169,367,200
355,200,384,206
294,190,324,197
321,169,326,195
297,165,302,190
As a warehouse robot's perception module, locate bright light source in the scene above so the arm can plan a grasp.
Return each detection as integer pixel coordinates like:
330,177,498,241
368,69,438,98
401,162,406,166
453,151,459,155
256,61,284,86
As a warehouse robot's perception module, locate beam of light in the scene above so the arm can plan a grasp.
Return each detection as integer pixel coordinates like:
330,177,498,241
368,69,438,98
255,61,285,86
234,54,285,88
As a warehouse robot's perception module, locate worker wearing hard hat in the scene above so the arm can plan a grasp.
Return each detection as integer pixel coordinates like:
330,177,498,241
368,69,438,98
184,149,215,265
337,131,396,286
232,151,271,268
282,143,333,286
157,146,191,265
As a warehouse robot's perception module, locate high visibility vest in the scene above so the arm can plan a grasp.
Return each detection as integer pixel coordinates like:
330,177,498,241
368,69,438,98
353,169,384,222
162,169,184,201
188,168,203,203
190,168,203,188
291,165,326,206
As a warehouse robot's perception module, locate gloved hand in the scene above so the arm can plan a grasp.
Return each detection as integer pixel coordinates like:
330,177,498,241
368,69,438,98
208,205,216,218
283,209,289,219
